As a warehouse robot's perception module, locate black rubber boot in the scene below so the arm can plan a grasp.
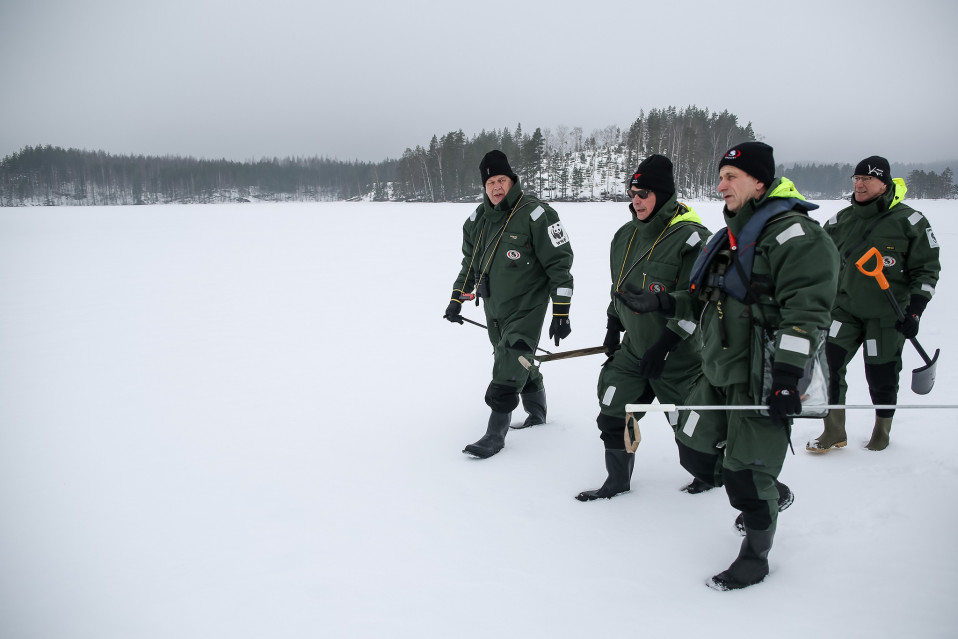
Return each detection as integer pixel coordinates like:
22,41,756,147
463,411,512,459
708,527,775,591
575,449,635,501
513,389,547,429
681,477,715,494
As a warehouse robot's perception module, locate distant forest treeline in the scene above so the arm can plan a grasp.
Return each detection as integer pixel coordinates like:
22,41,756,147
2,105,955,206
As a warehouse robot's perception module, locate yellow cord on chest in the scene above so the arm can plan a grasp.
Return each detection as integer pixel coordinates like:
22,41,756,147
472,194,524,291
615,207,681,291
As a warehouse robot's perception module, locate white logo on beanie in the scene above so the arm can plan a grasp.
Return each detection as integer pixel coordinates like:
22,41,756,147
868,165,885,177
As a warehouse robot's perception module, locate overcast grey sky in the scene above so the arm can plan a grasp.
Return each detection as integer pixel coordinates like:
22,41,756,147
2,0,955,165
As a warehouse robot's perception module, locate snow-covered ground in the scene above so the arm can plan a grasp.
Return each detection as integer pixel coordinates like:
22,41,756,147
1,198,956,638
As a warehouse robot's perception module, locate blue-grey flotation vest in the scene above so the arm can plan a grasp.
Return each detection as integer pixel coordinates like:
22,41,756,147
689,198,819,303
688,197,830,428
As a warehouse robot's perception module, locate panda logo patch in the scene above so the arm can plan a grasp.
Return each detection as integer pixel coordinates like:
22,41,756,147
548,222,569,247
506,250,521,260
883,256,896,268
648,282,667,293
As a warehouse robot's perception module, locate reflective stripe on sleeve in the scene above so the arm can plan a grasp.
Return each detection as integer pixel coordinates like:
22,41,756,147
779,334,810,355
776,224,805,245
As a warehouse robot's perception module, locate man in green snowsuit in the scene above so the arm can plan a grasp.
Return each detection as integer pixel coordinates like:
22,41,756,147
444,150,574,459
575,154,712,501
807,155,940,453
617,142,839,590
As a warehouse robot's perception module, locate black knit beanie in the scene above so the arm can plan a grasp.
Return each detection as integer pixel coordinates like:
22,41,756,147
479,150,518,185
854,155,892,186
629,154,676,196
627,155,675,220
718,142,775,186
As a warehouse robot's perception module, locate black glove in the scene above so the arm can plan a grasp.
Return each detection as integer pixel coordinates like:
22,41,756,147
603,315,624,354
443,292,464,324
615,283,676,316
549,316,571,346
895,312,919,339
549,302,571,346
895,295,927,339
766,364,803,422
638,330,682,379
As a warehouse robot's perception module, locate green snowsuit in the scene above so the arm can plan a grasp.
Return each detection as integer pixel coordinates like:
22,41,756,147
824,178,941,416
451,180,574,412
597,195,711,447
672,178,839,531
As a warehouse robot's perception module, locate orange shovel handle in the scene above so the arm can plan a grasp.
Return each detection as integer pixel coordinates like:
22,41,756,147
855,247,890,290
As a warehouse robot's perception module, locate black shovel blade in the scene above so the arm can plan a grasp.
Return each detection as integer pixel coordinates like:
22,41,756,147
911,348,939,395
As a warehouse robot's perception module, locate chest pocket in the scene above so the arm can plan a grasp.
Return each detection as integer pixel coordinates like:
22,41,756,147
868,237,905,279
500,232,532,267
502,232,529,247
749,248,779,324
636,260,679,293
749,248,774,299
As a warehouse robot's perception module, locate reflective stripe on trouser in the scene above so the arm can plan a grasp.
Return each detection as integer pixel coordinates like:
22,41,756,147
827,307,903,413
675,378,788,531
596,345,698,447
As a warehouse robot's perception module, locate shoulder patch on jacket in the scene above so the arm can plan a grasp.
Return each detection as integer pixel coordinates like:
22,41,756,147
927,227,940,249
686,232,701,247
908,211,924,226
530,205,545,221
548,221,569,247
776,223,806,245
470,210,478,222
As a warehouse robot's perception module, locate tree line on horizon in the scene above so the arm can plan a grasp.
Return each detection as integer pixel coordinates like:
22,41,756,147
0,146,391,206
2,106,955,206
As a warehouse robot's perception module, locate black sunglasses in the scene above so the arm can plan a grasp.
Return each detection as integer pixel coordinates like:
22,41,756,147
627,188,651,199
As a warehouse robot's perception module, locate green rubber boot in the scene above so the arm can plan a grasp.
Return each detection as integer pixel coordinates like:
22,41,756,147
866,416,893,451
806,409,848,453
